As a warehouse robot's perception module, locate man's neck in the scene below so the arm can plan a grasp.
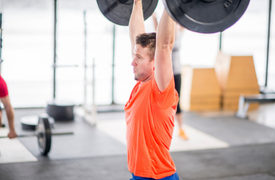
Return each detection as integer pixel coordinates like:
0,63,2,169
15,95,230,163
141,73,154,83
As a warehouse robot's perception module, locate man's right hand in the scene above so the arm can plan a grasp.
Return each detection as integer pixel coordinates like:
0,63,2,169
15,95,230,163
8,130,17,139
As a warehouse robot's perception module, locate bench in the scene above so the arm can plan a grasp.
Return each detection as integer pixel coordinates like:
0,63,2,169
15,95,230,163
235,94,275,119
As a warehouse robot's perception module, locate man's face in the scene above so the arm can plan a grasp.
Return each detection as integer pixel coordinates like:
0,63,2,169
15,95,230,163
131,44,154,82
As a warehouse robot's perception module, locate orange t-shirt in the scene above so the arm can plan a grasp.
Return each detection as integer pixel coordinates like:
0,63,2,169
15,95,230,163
124,75,179,179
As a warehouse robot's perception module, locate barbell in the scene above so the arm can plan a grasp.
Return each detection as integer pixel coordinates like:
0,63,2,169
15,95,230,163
0,115,74,156
97,0,250,34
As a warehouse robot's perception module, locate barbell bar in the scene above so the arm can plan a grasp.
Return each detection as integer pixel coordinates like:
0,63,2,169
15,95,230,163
97,0,250,34
0,115,74,156
0,132,73,138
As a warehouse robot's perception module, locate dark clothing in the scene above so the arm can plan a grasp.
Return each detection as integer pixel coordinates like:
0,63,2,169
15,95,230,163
174,74,181,114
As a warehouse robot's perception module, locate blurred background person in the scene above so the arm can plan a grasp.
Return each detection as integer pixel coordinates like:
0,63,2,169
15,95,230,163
0,75,17,138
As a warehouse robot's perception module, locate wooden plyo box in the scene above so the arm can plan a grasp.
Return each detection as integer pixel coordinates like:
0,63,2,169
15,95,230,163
180,66,221,111
215,52,260,110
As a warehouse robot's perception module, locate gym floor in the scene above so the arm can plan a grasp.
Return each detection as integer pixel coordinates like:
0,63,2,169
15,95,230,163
0,104,275,180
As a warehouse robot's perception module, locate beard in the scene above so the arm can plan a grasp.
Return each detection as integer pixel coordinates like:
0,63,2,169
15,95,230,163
134,72,150,81
134,72,141,81
134,74,139,81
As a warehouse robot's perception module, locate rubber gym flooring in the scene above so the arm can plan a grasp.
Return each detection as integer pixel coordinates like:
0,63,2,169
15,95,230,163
0,107,275,180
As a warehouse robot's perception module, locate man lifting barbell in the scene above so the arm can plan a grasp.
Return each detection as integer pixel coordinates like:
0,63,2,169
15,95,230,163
0,75,17,139
124,0,179,179
96,0,249,178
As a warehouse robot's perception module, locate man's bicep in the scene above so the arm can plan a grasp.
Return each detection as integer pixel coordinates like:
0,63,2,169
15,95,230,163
154,47,173,92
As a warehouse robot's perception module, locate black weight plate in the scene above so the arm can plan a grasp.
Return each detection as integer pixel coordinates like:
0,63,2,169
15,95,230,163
36,116,52,156
97,0,159,26
47,100,75,121
20,115,55,131
163,0,250,33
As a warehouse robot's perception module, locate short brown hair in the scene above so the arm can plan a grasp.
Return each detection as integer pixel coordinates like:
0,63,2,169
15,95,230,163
136,33,156,61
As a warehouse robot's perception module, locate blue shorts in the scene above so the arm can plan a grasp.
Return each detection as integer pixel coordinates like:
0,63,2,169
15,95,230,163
130,172,179,180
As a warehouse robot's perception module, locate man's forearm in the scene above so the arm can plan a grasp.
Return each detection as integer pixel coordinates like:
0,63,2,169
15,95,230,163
5,106,15,131
129,0,146,51
156,10,175,50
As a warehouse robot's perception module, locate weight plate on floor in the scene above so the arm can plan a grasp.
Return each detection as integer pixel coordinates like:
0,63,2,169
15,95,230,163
20,115,55,131
97,0,159,26
163,0,250,33
36,116,52,156
47,100,75,121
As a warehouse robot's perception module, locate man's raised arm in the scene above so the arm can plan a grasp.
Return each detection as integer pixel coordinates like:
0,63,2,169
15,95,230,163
155,10,175,92
129,0,146,57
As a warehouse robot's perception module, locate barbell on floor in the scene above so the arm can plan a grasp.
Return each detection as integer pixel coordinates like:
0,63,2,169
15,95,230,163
96,0,250,34
0,115,74,156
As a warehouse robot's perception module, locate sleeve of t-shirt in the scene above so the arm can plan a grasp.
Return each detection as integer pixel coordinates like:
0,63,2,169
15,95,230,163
0,76,9,97
151,77,179,109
